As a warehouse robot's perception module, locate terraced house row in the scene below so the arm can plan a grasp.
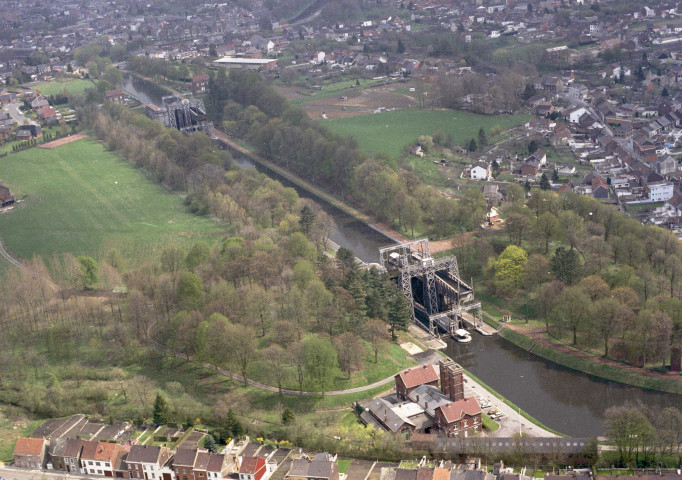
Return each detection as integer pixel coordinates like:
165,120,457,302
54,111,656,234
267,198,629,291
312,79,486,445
12,437,277,480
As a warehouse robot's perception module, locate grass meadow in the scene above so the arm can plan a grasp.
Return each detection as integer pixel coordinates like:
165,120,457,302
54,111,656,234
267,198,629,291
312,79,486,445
0,137,224,265
31,78,96,97
325,108,531,157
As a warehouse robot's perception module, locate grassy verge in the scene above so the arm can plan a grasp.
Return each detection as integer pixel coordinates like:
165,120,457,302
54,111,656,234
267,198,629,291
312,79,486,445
481,413,499,433
498,328,682,394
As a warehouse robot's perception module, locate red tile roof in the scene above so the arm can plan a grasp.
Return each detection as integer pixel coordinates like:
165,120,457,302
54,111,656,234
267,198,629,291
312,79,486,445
436,397,482,424
396,364,439,390
14,437,45,456
239,456,265,475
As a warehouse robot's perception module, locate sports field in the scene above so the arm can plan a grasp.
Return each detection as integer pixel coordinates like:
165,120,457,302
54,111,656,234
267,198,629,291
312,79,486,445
0,138,223,264
32,78,95,97
326,108,531,157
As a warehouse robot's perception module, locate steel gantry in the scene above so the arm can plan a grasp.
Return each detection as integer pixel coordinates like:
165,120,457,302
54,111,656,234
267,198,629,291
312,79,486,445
379,238,480,338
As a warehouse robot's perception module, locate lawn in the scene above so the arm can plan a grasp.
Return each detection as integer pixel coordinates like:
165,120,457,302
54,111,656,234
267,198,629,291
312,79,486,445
31,78,96,97
0,137,224,265
0,405,46,462
291,78,387,105
325,109,531,157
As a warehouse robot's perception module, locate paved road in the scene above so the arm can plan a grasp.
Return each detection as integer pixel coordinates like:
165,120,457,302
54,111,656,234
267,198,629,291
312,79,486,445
4,102,38,126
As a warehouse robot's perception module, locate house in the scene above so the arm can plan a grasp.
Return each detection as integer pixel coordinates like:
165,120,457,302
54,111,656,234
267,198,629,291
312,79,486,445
191,74,210,93
192,450,212,480
592,178,609,199
433,397,482,437
239,456,271,480
652,155,678,176
31,97,49,109
286,454,339,480
520,160,541,177
38,107,58,123
470,162,491,180
81,441,125,477
206,454,229,480
49,438,70,471
483,184,503,202
126,445,172,480
362,397,422,435
395,364,439,400
173,447,204,480
411,145,424,157
13,437,47,469
61,438,84,473
105,89,126,104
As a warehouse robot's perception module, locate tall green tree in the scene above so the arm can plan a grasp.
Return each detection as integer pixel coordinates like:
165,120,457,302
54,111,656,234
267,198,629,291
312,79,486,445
552,246,581,285
77,256,99,290
302,335,338,396
152,393,170,425
387,285,411,340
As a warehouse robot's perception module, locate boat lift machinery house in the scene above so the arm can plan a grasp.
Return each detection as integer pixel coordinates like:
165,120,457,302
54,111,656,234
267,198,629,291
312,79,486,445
379,238,483,338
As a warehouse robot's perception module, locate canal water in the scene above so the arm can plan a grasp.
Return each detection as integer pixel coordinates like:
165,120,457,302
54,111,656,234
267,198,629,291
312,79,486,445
122,74,165,106
124,77,682,438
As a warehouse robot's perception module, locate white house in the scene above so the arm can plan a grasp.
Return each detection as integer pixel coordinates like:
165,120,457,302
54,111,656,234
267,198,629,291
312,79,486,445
470,162,492,180
568,107,588,124
649,181,674,202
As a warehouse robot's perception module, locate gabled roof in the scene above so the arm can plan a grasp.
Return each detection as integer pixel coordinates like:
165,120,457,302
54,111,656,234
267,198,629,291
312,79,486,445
239,456,265,474
14,437,45,456
63,438,84,458
206,454,226,473
93,441,121,461
194,451,211,471
287,458,337,480
127,445,165,464
395,364,439,390
435,397,482,424
173,448,198,467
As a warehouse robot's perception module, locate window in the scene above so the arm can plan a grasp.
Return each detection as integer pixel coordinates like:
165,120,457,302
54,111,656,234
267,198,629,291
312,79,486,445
97,462,102,466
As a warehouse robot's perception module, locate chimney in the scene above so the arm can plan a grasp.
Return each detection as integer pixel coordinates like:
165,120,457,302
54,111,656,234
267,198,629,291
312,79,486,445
416,395,420,402
425,401,428,409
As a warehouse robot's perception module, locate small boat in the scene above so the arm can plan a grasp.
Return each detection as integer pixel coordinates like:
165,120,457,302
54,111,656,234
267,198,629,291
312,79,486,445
454,328,472,343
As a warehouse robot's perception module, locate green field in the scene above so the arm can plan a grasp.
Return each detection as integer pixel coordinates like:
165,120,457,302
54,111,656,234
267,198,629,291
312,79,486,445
31,78,96,97
0,138,224,264
326,109,531,157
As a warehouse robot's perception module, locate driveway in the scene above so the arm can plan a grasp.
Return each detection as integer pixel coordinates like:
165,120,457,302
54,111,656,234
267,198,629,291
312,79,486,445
4,102,38,126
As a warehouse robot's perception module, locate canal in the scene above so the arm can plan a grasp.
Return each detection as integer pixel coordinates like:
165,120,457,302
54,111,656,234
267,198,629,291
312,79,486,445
123,77,682,438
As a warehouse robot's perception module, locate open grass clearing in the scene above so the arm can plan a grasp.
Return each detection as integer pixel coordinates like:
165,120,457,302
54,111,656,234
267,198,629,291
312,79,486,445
0,405,46,462
30,78,96,97
0,137,224,265
325,109,531,157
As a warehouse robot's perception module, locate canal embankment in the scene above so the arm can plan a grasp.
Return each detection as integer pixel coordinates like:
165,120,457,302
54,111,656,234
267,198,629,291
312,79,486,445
498,327,682,395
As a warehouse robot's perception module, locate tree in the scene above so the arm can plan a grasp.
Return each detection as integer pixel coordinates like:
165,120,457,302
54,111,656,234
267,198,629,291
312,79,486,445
552,169,559,183
522,83,536,100
77,256,99,289
161,246,185,274
505,213,531,246
467,138,477,152
552,286,590,344
226,324,258,384
185,242,211,270
592,298,625,357
491,245,528,295
365,318,389,363
299,204,316,236
334,332,364,378
387,285,411,340
524,179,531,193
662,87,669,97
262,344,289,396
177,271,205,311
535,212,559,254
302,335,338,396
203,435,217,453
282,407,295,425
604,405,655,466
477,127,487,147
397,39,405,53
527,140,538,154
152,393,170,425
552,247,581,285
539,173,551,190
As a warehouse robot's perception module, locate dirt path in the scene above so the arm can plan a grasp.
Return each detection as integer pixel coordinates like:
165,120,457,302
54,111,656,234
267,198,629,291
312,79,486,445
38,133,88,149
506,324,682,383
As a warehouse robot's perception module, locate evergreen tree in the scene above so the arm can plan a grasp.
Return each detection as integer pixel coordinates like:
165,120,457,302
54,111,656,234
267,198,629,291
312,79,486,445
203,435,217,453
152,393,170,425
387,284,411,340
552,246,581,285
298,205,316,236
524,179,531,193
478,127,487,147
522,83,536,100
467,138,477,152
539,173,551,190
527,140,538,154
282,407,294,425
552,169,559,183
662,87,669,97
397,39,405,54
491,158,500,174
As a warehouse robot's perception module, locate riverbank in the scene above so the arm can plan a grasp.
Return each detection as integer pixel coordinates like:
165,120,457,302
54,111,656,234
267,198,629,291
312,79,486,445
213,130,410,244
406,325,564,437
498,326,682,395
